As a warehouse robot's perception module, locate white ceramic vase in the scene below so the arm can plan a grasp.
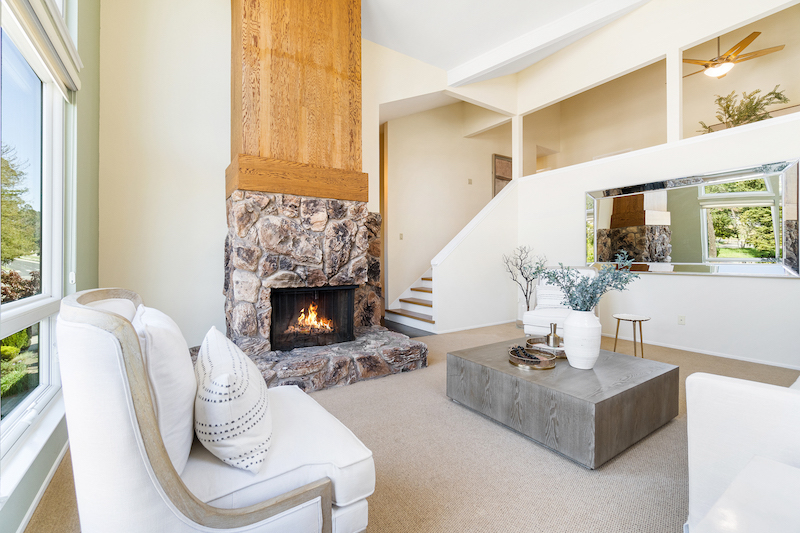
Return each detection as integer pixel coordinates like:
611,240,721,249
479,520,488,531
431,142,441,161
563,310,602,370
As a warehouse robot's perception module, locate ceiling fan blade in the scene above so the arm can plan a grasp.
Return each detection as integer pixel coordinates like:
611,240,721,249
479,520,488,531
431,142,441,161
721,32,761,60
683,58,714,66
731,45,786,63
683,69,706,78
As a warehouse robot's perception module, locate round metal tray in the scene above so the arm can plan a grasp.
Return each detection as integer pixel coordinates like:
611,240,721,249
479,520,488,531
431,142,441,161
508,346,556,370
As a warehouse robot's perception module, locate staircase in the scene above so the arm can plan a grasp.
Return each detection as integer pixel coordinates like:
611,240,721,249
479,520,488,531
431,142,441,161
385,269,436,333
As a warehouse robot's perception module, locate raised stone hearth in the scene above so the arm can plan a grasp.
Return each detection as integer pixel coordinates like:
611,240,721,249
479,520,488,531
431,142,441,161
223,189,420,392
192,326,427,392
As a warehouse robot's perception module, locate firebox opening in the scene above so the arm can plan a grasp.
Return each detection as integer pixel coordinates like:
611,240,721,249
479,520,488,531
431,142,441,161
271,286,356,351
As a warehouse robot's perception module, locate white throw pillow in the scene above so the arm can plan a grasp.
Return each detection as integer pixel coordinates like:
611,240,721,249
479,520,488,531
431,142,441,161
535,285,568,309
194,326,273,473
131,305,197,474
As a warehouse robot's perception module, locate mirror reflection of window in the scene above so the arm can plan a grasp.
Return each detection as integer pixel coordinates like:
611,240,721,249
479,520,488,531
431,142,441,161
699,176,780,263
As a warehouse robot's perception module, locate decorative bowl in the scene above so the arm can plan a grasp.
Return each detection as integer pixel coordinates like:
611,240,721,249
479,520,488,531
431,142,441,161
508,345,556,370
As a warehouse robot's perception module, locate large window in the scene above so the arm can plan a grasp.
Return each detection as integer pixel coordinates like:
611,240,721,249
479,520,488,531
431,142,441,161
0,0,79,457
1,31,44,420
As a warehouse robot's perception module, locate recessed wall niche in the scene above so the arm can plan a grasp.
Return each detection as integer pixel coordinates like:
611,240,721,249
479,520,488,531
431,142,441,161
682,4,800,139
522,59,666,174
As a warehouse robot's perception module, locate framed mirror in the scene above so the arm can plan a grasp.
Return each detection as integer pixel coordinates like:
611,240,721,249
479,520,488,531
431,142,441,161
586,160,799,277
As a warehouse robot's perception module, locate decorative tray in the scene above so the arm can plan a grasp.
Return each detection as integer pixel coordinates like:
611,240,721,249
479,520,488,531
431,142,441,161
508,345,556,370
526,337,567,359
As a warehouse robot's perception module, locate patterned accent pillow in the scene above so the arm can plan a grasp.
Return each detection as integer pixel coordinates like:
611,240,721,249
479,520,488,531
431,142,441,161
535,285,568,309
194,326,273,473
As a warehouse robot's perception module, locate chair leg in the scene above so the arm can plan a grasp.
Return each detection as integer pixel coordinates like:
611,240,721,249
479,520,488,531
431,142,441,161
613,319,620,352
639,321,645,358
632,321,638,357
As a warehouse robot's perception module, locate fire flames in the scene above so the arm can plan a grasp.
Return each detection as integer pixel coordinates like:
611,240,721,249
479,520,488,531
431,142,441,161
285,302,334,335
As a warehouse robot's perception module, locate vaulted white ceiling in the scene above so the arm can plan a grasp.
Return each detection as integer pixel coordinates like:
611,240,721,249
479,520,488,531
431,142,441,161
362,0,651,86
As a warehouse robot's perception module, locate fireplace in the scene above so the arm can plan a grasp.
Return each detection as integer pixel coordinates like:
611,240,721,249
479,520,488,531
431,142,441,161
220,0,427,393
271,286,356,351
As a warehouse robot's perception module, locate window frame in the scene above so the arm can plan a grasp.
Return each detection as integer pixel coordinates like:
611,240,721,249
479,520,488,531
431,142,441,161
0,0,73,460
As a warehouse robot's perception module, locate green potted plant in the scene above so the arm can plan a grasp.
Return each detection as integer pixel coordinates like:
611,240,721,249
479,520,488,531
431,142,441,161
543,253,638,369
698,85,789,134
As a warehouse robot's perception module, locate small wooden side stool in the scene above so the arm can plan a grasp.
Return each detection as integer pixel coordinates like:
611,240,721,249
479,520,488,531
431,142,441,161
613,314,651,358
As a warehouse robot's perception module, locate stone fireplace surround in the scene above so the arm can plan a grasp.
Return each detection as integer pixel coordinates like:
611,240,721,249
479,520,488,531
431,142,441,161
224,190,427,392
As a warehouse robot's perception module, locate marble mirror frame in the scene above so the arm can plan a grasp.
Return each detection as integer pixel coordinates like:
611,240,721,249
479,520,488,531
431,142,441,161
586,159,800,277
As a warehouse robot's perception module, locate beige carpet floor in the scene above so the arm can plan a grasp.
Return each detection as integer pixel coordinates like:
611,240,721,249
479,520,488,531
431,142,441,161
25,323,799,533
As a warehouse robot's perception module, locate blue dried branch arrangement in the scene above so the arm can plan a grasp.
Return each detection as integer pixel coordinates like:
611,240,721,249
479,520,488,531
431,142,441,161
543,253,639,311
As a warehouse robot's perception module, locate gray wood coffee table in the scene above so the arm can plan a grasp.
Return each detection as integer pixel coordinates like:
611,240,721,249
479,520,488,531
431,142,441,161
446,338,678,469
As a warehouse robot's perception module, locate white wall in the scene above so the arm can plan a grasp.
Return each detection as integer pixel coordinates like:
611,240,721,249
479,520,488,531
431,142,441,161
385,102,511,303
463,104,510,137
362,40,449,212
362,39,518,212
433,183,520,333
556,60,667,168
522,60,667,173
519,113,800,369
99,0,230,346
523,103,561,175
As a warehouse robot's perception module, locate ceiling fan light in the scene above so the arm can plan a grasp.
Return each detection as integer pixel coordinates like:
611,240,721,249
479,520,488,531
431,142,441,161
704,62,735,77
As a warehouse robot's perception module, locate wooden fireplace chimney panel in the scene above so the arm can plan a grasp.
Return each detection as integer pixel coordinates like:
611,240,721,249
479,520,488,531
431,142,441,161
230,0,365,200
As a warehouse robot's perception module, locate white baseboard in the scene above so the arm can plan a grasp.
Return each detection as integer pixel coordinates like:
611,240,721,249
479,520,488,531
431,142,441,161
602,333,800,371
15,442,69,533
433,319,520,335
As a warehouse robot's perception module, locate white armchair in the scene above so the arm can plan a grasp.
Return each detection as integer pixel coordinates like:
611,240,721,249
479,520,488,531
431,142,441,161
56,288,375,533
685,372,800,532
522,266,597,336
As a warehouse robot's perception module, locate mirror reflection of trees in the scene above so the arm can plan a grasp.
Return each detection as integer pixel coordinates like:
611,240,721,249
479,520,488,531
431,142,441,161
708,207,776,259
704,179,777,260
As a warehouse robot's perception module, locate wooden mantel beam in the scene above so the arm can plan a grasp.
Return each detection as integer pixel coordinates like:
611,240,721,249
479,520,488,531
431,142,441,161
226,154,368,201
229,0,363,200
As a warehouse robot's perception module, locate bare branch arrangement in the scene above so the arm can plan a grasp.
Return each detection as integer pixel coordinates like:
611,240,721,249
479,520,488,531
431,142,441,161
503,246,546,311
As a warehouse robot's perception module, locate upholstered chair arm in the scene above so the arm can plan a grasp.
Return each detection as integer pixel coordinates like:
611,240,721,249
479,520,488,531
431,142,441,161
685,372,800,532
60,289,332,532
177,477,332,531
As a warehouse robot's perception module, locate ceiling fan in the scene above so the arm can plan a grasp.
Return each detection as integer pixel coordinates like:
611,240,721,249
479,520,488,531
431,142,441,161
683,32,785,79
